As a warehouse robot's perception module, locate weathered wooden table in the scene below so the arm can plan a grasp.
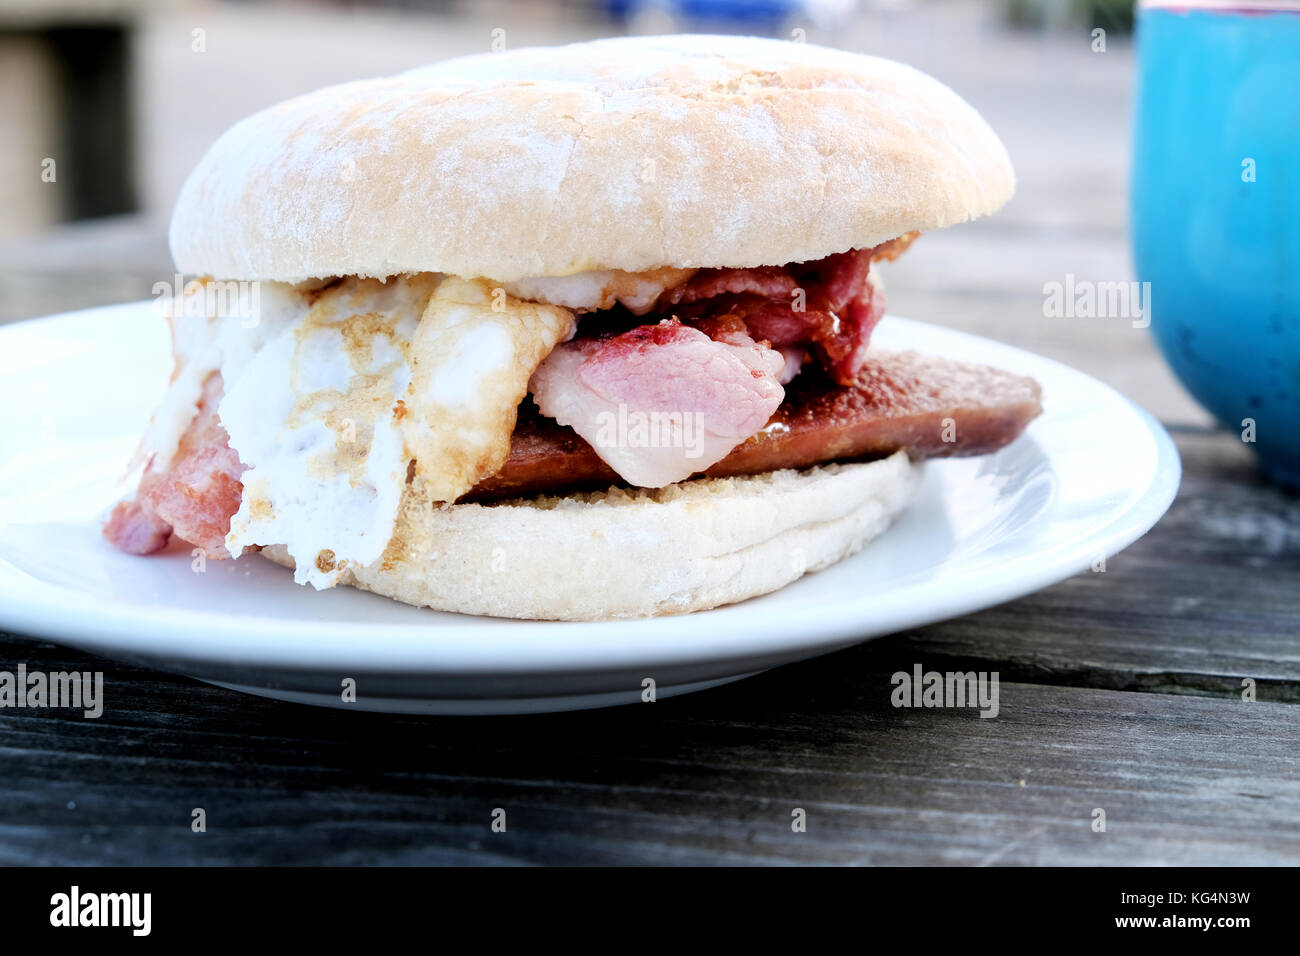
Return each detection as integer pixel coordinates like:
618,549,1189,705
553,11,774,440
1,8,1296,866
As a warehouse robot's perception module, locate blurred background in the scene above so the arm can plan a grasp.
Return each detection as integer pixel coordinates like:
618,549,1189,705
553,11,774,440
0,0,1204,423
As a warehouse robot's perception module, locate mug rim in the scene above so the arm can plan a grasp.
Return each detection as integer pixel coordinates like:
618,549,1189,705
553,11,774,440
1139,0,1300,11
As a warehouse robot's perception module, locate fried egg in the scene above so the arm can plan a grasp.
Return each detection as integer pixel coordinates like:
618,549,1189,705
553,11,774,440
222,275,442,588
402,277,574,502
501,266,696,315
142,273,575,589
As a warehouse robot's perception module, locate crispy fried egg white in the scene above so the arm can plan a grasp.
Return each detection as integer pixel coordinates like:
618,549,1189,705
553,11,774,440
148,274,575,588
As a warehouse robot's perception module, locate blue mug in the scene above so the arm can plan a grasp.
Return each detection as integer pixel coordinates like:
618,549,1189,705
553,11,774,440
1132,0,1300,487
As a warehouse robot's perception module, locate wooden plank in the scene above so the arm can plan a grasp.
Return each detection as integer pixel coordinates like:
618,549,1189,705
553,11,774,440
0,640,1295,865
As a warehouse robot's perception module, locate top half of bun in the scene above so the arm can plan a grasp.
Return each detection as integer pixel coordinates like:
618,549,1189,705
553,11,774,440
169,34,1014,285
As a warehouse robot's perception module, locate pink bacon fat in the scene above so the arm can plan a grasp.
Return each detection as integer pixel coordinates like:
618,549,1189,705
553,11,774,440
103,372,245,558
528,319,785,488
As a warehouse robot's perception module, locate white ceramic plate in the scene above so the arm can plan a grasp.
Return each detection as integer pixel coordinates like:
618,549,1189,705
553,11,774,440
0,302,1180,713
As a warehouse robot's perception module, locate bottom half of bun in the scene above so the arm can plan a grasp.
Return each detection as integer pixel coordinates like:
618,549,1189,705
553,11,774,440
260,451,920,621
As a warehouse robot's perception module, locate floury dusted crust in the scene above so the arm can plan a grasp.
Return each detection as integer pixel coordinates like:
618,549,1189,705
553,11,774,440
168,35,1014,284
